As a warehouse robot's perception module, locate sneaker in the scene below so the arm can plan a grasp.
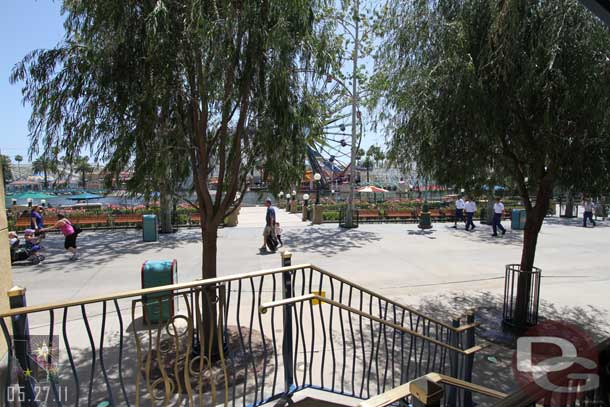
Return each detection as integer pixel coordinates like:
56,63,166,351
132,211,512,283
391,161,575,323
502,229,506,235
471,225,476,230
491,234,498,237
70,254,80,261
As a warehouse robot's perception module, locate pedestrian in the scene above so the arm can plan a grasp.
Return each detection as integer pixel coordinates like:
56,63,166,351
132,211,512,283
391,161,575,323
465,196,477,231
40,214,81,260
492,197,506,237
583,198,596,227
275,222,283,247
453,195,465,228
30,205,45,239
260,198,278,252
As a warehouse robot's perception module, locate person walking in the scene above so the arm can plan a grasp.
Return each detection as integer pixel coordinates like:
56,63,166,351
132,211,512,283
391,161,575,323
453,195,465,228
40,214,81,260
464,196,477,231
260,198,277,252
583,198,596,227
492,197,506,237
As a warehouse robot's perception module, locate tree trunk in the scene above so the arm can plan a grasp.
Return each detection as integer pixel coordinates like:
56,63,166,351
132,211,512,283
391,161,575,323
201,220,221,359
43,168,48,189
159,188,173,233
514,182,552,328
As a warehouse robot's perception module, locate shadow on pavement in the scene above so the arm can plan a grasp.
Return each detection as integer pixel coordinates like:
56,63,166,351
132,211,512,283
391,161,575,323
414,291,610,396
285,227,382,256
17,229,203,273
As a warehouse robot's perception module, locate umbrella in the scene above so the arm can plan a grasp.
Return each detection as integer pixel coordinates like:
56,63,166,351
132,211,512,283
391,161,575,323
356,186,389,193
67,193,104,201
12,191,56,200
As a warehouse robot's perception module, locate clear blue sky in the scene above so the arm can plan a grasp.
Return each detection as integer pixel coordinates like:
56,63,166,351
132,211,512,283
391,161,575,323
0,1,382,164
1,0,64,162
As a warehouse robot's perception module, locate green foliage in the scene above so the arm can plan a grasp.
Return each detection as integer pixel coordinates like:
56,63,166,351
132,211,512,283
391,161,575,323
0,155,13,185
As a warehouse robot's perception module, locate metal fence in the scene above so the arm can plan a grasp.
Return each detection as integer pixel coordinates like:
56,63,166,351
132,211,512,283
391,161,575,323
0,263,479,406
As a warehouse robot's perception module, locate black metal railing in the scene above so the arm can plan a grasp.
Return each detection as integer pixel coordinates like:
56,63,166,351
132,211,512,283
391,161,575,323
0,263,479,406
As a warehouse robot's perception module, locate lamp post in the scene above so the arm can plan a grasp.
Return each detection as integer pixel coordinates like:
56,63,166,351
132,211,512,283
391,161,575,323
41,199,46,208
27,198,32,208
285,194,291,212
279,191,284,208
314,173,321,205
291,190,297,213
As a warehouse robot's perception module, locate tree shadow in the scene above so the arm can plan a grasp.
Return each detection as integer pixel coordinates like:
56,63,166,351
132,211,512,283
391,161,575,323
13,229,204,273
407,229,437,239
443,223,524,246
284,227,382,256
543,216,609,228
414,291,610,397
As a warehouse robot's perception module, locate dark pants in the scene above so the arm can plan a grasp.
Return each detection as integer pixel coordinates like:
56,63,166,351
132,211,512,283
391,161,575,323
455,209,463,225
465,212,475,230
492,213,505,235
583,211,596,227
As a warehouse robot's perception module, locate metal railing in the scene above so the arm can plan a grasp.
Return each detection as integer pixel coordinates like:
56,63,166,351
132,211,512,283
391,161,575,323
0,262,479,406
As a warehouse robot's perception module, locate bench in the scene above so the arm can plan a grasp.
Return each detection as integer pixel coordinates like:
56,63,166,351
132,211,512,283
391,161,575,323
72,215,109,227
442,210,455,222
357,209,381,222
190,213,201,224
385,209,417,221
111,214,143,226
429,209,443,220
15,217,32,229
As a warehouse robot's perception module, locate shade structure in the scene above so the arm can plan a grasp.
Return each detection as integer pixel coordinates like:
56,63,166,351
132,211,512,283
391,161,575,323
67,193,104,201
11,191,56,200
356,185,389,193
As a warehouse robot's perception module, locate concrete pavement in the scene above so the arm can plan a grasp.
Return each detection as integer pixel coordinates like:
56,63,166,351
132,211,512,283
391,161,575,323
12,206,610,322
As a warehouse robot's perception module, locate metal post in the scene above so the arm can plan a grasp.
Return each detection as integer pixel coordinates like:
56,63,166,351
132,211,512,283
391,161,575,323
462,311,476,407
410,376,443,407
280,252,294,392
345,0,360,228
8,286,37,406
447,316,461,406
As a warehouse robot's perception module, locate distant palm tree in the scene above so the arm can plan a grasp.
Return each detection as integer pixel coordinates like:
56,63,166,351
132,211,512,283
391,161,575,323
74,156,94,189
32,155,58,189
14,155,23,179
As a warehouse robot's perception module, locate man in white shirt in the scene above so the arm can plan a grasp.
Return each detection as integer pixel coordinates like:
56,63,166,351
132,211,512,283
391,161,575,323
583,198,596,227
465,196,477,231
492,197,506,237
454,195,465,228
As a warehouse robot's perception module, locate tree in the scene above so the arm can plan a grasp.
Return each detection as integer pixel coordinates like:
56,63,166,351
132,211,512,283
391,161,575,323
0,155,13,186
73,157,93,189
360,156,374,183
374,0,610,327
31,152,59,189
14,155,23,179
12,0,338,283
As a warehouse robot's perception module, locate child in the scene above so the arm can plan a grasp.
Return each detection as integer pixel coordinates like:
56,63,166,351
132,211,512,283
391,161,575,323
275,222,283,247
8,231,19,248
23,229,42,253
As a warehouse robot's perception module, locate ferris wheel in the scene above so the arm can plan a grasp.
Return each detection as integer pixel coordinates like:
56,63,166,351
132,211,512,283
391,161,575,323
304,73,362,190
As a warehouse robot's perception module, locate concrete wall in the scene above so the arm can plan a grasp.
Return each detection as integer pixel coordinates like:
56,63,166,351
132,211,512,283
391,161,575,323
0,165,14,356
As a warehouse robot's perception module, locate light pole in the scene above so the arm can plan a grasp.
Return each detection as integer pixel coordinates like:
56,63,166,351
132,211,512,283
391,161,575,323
302,193,310,222
314,173,321,205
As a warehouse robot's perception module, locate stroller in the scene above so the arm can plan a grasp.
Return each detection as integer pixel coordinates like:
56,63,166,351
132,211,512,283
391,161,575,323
10,232,45,265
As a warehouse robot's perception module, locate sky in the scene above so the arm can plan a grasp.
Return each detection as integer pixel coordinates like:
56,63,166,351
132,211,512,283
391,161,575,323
0,1,65,162
0,1,382,165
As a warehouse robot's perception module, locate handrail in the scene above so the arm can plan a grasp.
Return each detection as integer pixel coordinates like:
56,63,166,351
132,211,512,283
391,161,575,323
358,372,508,407
309,264,478,333
259,294,483,356
0,263,476,334
0,263,312,318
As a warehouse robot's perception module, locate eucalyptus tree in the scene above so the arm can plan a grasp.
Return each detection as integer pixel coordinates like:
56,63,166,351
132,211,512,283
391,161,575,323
374,0,610,326
12,0,340,281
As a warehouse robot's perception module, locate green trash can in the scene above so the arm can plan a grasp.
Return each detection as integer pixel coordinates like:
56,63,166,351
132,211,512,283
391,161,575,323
141,259,177,324
142,214,158,242
511,209,527,230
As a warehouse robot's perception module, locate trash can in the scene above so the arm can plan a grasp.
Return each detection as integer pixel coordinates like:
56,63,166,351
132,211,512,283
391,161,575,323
141,260,177,324
511,209,526,230
142,214,158,242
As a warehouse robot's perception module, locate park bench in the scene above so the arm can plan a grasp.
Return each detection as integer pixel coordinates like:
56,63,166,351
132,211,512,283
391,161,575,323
15,216,31,230
72,215,109,228
385,209,417,222
111,213,143,227
190,213,201,224
357,209,381,222
429,209,443,221
442,209,454,222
